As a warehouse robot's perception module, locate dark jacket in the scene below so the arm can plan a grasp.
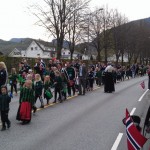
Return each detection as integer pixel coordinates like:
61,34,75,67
54,76,62,89
34,80,43,95
0,94,11,111
0,69,7,87
79,65,87,78
66,67,75,80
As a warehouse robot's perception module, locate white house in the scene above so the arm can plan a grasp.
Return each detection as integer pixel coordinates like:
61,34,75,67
61,48,90,60
8,40,56,59
8,40,91,60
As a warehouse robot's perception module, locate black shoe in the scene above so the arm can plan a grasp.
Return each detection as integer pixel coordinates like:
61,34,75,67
53,100,56,103
7,122,11,128
1,127,6,131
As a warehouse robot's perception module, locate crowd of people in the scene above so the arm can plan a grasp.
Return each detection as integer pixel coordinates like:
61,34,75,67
0,57,149,131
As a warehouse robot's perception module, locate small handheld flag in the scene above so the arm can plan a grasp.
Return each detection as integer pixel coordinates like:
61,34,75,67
140,81,145,89
126,109,147,150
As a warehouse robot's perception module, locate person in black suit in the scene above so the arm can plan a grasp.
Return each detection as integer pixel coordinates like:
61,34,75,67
78,62,87,95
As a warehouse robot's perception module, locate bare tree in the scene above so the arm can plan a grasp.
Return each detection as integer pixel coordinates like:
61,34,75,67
111,9,128,65
86,7,104,61
30,0,90,59
65,0,89,60
101,6,113,64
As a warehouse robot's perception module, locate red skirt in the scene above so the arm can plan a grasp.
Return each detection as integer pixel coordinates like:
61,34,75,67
17,102,31,121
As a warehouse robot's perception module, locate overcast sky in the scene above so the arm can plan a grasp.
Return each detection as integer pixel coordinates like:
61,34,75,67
0,0,150,41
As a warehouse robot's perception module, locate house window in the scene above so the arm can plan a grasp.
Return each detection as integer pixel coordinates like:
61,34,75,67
35,47,37,50
31,47,33,50
63,52,65,55
68,52,70,54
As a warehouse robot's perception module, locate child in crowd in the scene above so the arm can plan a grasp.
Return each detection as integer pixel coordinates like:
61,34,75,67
0,85,11,131
17,80,35,125
34,74,44,108
95,67,102,86
26,74,34,90
9,68,18,97
43,75,53,105
61,72,68,100
87,67,95,91
53,70,62,103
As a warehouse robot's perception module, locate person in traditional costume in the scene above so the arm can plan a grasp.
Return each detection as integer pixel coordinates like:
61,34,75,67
61,72,68,100
0,85,11,131
104,63,115,93
34,74,44,108
95,67,102,86
16,80,34,125
26,74,34,90
66,62,76,97
43,75,53,105
9,68,18,97
53,70,62,103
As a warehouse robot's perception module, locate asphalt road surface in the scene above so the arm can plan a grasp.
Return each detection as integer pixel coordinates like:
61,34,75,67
0,76,150,150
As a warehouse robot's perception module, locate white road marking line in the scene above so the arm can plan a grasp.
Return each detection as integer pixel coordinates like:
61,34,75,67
138,89,149,102
130,107,136,115
111,133,123,150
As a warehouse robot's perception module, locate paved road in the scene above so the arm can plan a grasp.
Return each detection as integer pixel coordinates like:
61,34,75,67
0,76,150,150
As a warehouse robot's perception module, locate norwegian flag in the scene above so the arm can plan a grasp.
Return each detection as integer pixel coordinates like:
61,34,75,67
126,109,147,150
140,81,145,89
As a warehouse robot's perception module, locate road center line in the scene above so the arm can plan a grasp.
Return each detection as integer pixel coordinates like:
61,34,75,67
138,89,149,102
111,133,123,150
130,108,136,115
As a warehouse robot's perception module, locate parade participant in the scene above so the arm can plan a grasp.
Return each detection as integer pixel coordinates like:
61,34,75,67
48,59,53,69
22,59,31,73
104,63,115,93
43,75,53,105
61,72,68,100
0,85,11,131
18,71,26,89
34,74,44,108
26,74,34,90
95,67,102,86
0,62,7,92
87,67,95,91
53,70,62,103
28,69,35,80
9,68,18,97
78,62,87,95
34,57,45,80
16,80,35,125
66,62,76,97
